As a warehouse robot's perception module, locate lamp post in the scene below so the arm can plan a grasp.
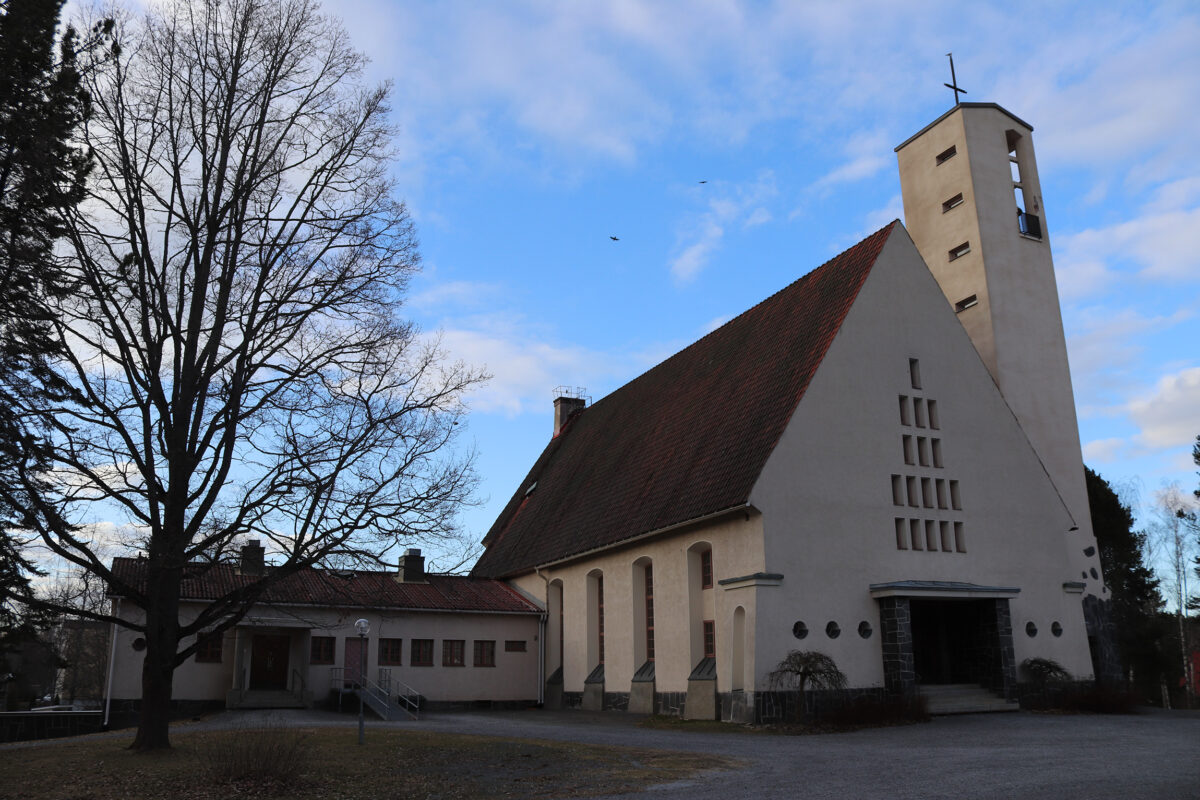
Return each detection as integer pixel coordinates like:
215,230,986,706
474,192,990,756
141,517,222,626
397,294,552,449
354,618,369,745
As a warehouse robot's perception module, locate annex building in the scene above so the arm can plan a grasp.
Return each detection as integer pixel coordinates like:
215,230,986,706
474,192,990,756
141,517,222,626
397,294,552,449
106,103,1115,721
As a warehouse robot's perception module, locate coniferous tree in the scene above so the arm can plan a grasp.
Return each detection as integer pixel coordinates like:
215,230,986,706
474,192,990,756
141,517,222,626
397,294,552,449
0,0,102,657
1085,466,1169,699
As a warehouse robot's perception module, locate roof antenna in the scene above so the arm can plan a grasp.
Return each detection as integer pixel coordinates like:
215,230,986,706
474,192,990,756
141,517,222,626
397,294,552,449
944,53,967,106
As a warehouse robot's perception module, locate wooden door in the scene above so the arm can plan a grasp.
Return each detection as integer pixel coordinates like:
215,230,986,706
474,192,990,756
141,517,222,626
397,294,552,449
249,633,290,689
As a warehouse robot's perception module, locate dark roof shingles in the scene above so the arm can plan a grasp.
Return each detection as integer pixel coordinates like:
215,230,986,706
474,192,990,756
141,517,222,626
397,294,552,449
473,223,897,578
109,558,540,614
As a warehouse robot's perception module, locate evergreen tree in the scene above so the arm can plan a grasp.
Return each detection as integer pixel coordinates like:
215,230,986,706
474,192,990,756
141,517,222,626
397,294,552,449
1086,466,1169,699
0,1,111,657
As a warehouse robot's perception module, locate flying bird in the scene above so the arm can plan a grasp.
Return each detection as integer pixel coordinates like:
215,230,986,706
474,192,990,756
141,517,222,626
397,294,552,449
698,180,707,184
609,236,619,241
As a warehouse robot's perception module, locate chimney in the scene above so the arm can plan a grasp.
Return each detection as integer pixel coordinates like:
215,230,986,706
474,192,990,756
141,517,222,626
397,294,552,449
553,387,588,437
240,540,265,576
397,548,426,583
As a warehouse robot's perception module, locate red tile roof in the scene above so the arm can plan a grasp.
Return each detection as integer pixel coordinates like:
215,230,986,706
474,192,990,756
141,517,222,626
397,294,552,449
472,222,898,578
109,557,541,614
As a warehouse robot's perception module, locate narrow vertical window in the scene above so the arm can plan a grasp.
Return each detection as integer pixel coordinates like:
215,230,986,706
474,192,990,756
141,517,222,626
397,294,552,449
936,479,948,509
906,476,919,507
910,519,923,551
895,518,908,550
903,435,915,465
950,480,962,510
931,438,943,468
914,398,927,428
921,477,934,508
954,522,966,553
644,563,655,662
909,358,922,389
940,521,952,552
925,520,938,551
702,620,716,659
917,437,930,467
899,395,911,426
597,576,605,665
927,400,940,430
891,474,904,506
700,549,713,589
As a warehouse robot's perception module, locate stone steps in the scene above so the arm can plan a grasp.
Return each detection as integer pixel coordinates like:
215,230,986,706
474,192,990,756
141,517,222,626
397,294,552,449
920,684,1019,715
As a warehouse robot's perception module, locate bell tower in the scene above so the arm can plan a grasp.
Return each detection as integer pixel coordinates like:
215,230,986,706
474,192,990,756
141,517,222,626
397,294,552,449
895,104,1111,647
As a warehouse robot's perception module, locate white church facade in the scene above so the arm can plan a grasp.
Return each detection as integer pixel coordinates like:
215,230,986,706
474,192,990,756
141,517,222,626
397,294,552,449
470,103,1113,721
106,103,1115,721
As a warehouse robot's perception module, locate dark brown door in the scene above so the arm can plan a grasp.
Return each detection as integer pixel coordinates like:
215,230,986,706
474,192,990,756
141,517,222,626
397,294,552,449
250,634,290,689
344,636,369,687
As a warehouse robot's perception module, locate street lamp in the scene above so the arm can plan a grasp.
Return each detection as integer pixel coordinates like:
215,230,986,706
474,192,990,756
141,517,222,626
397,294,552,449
355,618,369,745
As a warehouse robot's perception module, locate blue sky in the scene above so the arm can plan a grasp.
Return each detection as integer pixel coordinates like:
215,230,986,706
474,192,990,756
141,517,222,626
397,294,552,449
328,0,1200,566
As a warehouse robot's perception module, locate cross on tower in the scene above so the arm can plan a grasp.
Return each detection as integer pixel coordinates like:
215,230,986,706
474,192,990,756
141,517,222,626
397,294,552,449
944,53,967,105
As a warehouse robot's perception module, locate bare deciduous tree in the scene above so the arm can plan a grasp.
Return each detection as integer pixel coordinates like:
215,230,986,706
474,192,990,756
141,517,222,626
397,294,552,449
3,0,485,750
1149,483,1197,708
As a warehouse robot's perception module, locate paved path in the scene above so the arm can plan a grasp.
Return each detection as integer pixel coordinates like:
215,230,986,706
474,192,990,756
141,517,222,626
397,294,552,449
182,706,1200,800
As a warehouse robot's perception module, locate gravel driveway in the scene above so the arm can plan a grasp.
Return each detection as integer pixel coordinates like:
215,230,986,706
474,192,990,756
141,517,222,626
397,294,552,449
188,706,1200,800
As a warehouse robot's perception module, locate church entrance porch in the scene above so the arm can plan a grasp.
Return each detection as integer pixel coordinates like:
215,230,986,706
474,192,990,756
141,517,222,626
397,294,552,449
873,582,1018,701
249,633,291,690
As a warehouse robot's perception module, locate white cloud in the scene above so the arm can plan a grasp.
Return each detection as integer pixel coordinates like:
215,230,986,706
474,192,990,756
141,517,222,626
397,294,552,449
702,314,732,334
1066,307,1191,402
812,130,892,190
408,280,503,313
1059,208,1200,283
1082,437,1128,464
669,171,778,283
1128,366,1200,450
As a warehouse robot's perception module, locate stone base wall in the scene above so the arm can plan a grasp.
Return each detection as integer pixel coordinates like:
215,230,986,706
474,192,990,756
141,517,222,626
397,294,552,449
754,687,889,724
684,678,717,720
719,690,754,723
561,691,583,709
628,681,655,714
582,683,604,711
654,690,686,716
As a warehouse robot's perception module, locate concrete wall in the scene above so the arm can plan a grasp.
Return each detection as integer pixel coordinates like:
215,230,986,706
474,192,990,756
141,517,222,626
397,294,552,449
748,229,1097,689
509,512,765,696
108,601,542,704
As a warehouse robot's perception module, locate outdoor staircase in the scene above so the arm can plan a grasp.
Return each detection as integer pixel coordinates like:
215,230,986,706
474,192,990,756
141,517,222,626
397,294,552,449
332,668,420,721
920,684,1019,715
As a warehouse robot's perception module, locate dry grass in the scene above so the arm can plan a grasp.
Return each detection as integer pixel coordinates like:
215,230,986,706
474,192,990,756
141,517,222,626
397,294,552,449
0,726,735,800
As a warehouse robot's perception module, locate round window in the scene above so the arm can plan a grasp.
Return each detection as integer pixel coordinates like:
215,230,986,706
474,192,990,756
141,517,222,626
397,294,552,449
1025,621,1038,638
857,621,873,639
1051,621,1063,637
792,621,808,640
132,637,147,651
826,621,841,639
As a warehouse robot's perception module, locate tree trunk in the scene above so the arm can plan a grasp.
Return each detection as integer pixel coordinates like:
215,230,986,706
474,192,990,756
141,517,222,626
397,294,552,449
129,562,182,751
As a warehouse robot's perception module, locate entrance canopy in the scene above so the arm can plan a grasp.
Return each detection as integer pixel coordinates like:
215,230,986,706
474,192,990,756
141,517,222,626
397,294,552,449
869,580,1019,600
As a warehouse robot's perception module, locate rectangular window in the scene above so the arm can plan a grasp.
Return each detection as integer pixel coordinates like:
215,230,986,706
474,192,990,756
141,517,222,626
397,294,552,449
379,637,403,666
443,639,465,667
910,519,923,551
906,476,919,507
411,638,433,666
932,438,943,468
925,520,938,551
955,295,978,313
921,477,934,508
909,358,922,389
702,620,716,659
936,478,948,509
899,395,911,426
940,521,953,552
310,636,335,665
891,474,904,506
927,400,940,430
903,435,915,465
942,192,964,213
936,145,957,165
917,437,930,467
700,549,713,589
948,241,971,261
645,563,655,662
895,518,908,549
473,640,496,667
504,640,527,652
914,398,927,428
195,632,223,663
950,480,962,510
954,522,967,553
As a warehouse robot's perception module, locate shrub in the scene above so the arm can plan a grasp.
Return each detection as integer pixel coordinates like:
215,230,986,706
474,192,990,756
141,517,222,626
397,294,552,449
196,717,312,788
1020,657,1072,685
768,651,848,695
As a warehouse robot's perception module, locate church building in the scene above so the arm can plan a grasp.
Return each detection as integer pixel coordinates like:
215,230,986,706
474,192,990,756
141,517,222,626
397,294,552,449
471,103,1113,721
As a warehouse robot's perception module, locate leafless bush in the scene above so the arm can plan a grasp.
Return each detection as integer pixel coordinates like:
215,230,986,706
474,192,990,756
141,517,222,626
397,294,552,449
197,718,312,788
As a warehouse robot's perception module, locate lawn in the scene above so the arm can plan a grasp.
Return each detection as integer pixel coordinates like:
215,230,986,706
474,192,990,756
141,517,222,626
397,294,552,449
0,724,735,800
